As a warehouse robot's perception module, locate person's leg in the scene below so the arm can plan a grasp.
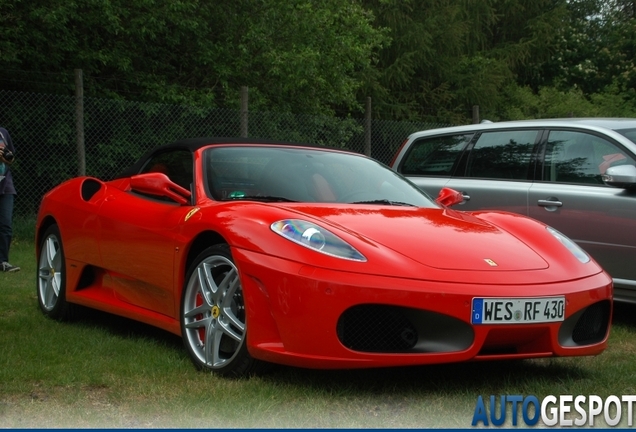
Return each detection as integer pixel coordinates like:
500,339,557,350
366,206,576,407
0,193,15,264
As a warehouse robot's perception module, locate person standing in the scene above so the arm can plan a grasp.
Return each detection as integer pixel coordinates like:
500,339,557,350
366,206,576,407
0,126,19,272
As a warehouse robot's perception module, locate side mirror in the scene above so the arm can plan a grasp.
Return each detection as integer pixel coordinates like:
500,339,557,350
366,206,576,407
602,165,636,188
435,187,464,207
129,172,191,205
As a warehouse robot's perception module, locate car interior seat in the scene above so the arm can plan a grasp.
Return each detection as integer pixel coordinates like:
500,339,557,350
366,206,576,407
259,159,337,202
259,159,313,201
308,173,337,202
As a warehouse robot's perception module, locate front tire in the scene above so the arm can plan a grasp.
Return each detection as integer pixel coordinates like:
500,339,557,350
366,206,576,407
37,224,72,320
181,244,264,377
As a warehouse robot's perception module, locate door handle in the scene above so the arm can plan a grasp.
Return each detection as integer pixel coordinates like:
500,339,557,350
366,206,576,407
461,192,471,202
537,199,563,207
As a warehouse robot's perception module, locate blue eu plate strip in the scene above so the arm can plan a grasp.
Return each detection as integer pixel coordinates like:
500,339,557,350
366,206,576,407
472,298,483,324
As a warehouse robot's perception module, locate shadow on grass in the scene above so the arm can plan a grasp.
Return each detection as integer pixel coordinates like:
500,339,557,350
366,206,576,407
64,304,590,394
265,359,588,396
69,305,184,351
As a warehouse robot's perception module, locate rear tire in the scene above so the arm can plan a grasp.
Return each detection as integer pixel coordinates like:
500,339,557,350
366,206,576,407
181,244,266,377
37,224,72,320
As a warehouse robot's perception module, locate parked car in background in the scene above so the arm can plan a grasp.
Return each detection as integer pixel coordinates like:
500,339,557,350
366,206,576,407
391,118,636,304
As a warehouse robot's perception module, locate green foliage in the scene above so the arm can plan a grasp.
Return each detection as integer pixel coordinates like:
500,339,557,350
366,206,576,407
493,85,595,120
360,0,568,122
489,83,636,121
2,0,636,129
0,0,386,115
217,0,388,115
528,0,636,116
248,111,363,148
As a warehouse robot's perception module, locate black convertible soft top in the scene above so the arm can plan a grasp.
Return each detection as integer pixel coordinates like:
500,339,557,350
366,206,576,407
115,136,330,179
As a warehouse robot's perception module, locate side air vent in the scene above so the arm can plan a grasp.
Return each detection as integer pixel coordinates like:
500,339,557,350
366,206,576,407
81,179,103,201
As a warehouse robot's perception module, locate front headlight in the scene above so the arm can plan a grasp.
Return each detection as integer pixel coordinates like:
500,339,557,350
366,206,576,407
271,219,367,262
546,226,590,263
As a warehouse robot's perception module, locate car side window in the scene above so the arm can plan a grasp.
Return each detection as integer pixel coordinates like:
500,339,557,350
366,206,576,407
400,134,472,176
543,130,636,185
465,130,538,180
140,149,193,191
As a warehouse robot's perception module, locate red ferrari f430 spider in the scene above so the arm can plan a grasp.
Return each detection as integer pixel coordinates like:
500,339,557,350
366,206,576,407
36,138,612,376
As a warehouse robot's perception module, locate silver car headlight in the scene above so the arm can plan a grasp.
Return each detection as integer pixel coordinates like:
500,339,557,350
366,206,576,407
271,219,367,262
547,226,590,263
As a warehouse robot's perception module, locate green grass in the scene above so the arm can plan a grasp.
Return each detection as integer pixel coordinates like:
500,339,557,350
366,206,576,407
2,225,636,427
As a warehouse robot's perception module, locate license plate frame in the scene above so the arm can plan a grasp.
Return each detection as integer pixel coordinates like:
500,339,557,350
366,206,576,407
471,296,565,324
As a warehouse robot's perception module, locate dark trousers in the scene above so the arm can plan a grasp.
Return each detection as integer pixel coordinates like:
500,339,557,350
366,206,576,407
0,193,14,263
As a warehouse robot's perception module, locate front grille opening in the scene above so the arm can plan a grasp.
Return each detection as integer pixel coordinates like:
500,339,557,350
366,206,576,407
337,305,417,352
572,301,610,344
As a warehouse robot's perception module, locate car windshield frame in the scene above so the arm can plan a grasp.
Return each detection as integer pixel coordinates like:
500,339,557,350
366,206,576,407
614,128,636,145
203,145,438,207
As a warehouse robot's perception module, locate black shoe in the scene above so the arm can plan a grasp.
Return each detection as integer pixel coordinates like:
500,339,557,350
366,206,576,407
1,262,20,272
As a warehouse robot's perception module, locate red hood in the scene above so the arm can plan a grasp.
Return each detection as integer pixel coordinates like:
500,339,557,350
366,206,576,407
287,205,548,271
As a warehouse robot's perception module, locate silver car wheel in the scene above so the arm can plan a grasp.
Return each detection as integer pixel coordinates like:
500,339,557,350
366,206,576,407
182,254,246,370
38,232,63,312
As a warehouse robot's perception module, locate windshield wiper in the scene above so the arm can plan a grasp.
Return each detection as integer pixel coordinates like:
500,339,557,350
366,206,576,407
227,195,298,203
350,199,415,206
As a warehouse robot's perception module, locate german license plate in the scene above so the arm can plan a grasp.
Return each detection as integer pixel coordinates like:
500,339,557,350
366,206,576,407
471,297,565,324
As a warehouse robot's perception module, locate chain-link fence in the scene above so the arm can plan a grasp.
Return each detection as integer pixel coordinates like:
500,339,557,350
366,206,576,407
0,90,453,216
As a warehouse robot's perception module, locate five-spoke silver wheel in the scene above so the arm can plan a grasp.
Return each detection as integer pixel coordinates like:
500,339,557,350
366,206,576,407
181,245,258,376
37,224,71,319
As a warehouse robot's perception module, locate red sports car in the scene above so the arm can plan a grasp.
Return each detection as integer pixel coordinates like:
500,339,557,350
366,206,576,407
36,138,612,377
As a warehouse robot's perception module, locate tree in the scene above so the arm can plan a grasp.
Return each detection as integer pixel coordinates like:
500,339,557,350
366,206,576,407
358,0,567,123
524,0,636,116
0,0,386,115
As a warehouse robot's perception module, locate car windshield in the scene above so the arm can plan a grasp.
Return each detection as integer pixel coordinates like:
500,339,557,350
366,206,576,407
204,146,437,207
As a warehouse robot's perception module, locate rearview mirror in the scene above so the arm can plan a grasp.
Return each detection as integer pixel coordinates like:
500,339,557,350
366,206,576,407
435,187,464,207
602,165,636,188
129,172,191,205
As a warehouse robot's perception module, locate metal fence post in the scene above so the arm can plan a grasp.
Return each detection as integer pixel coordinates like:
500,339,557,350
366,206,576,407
472,105,480,124
240,86,248,138
364,97,371,157
75,69,86,176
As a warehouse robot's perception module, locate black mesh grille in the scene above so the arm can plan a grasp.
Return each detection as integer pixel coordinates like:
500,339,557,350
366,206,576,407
572,301,610,344
337,305,418,353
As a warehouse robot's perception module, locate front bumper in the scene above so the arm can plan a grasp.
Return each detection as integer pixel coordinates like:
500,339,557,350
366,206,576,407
233,248,612,369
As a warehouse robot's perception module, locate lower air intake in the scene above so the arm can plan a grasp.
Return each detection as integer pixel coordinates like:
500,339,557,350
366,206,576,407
559,300,611,347
572,300,611,344
337,304,474,354
337,305,417,352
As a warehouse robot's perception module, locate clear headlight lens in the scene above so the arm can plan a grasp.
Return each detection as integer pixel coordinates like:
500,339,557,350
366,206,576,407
547,226,590,263
271,219,367,262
